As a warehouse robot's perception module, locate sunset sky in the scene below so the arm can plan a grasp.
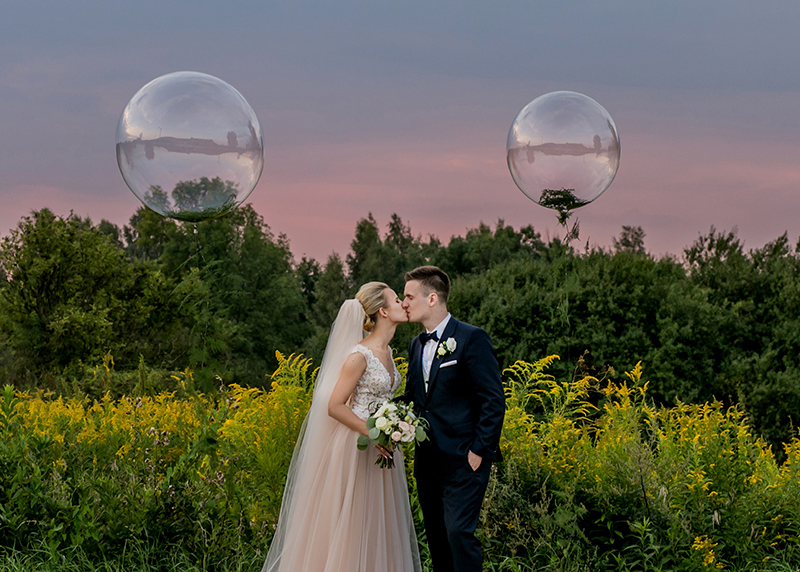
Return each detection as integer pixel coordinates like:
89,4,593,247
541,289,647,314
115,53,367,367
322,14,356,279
2,1,800,262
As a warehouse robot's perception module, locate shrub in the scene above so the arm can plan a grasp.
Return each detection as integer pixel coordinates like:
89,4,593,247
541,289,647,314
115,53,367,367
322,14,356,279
483,357,800,571
1,354,798,571
0,352,313,567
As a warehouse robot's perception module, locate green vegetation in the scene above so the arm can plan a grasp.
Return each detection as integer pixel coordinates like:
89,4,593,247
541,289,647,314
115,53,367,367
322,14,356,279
0,357,797,571
2,202,800,450
1,195,800,569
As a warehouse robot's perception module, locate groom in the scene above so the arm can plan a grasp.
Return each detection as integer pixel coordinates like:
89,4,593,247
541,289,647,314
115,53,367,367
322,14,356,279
401,265,505,572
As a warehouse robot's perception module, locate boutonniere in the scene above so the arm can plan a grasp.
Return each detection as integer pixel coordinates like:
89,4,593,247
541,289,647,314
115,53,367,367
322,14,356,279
437,337,457,357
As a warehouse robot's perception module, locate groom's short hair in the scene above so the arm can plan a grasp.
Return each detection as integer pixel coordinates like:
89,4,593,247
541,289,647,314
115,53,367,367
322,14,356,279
404,266,450,304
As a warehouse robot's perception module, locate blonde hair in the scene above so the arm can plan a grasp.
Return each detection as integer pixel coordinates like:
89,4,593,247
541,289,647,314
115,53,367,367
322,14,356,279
356,282,390,332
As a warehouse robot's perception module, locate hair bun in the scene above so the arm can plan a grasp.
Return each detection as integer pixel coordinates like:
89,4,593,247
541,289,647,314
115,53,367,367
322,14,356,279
355,281,390,333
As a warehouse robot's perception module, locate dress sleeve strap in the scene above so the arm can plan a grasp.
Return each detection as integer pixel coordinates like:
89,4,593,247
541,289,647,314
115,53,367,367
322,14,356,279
351,344,369,358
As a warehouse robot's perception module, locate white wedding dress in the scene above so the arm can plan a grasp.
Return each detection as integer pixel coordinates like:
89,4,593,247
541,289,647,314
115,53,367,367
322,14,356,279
262,301,422,572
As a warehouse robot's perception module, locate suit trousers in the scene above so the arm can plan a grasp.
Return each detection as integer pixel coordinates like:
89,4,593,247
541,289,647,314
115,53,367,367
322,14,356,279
415,446,492,572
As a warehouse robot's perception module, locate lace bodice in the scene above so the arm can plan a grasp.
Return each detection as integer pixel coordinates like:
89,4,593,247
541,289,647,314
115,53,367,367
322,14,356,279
349,344,402,421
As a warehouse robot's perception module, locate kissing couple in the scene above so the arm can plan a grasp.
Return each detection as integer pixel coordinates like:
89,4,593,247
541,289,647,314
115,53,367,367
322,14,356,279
262,265,506,572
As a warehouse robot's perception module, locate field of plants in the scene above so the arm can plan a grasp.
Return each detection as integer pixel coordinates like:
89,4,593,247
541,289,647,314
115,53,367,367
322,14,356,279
3,206,800,569
1,352,798,571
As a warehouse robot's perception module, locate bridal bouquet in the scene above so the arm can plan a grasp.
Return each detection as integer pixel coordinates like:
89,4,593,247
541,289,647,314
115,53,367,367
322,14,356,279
357,401,429,468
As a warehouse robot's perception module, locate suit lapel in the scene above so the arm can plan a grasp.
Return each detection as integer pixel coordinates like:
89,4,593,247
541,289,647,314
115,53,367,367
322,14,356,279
424,318,458,405
409,337,427,405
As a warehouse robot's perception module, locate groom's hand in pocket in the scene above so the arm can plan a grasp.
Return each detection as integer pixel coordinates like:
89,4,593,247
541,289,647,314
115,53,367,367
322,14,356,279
468,451,482,471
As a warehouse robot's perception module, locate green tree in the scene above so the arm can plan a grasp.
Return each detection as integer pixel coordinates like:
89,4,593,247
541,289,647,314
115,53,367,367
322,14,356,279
312,253,349,330
346,213,440,292
171,177,238,221
296,256,321,312
432,219,545,276
346,213,385,288
0,209,164,379
301,253,350,363
129,201,311,387
124,204,179,261
612,225,646,255
448,242,733,404
686,230,800,453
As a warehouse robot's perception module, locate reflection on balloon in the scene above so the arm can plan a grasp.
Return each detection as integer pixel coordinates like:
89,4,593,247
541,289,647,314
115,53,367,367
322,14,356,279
116,71,264,222
507,91,620,215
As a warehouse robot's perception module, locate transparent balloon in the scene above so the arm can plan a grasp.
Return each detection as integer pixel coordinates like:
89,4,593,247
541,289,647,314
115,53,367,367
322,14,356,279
116,71,264,222
507,91,620,214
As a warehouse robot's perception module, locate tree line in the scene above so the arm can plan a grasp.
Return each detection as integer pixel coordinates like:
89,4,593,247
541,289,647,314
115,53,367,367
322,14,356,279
1,198,799,452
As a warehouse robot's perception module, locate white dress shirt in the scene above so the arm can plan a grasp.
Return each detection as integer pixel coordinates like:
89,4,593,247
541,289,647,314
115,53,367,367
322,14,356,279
423,313,451,390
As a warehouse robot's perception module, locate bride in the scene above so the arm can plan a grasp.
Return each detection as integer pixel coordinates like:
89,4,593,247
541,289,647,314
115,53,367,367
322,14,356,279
262,282,422,572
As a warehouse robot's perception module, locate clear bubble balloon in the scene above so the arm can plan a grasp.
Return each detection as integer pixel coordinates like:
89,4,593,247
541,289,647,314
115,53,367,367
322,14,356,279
116,71,264,222
507,91,620,213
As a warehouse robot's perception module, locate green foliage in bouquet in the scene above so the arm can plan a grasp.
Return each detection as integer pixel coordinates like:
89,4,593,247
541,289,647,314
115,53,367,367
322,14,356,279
357,401,429,468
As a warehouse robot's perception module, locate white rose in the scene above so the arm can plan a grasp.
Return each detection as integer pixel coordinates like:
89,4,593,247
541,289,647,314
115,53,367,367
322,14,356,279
391,431,402,442
375,417,389,431
398,421,411,433
386,403,397,413
446,338,457,353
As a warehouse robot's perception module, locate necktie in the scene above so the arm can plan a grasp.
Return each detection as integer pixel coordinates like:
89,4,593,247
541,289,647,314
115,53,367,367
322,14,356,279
419,331,439,345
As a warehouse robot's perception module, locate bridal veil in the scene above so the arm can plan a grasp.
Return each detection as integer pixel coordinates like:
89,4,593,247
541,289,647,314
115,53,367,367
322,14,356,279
262,299,421,572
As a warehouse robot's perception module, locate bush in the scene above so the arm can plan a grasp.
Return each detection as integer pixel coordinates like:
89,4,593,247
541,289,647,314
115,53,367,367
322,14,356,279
0,352,313,568
484,356,800,571
1,353,798,571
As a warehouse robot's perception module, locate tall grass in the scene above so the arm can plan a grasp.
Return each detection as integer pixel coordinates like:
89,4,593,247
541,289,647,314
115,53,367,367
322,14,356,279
1,353,798,571
482,358,800,571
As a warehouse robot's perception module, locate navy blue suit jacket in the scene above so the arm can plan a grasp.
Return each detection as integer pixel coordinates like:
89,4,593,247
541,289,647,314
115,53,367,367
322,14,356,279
402,318,505,462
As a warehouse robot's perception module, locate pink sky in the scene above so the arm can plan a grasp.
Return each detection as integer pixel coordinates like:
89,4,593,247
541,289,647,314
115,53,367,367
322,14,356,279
6,86,797,264
2,3,800,263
